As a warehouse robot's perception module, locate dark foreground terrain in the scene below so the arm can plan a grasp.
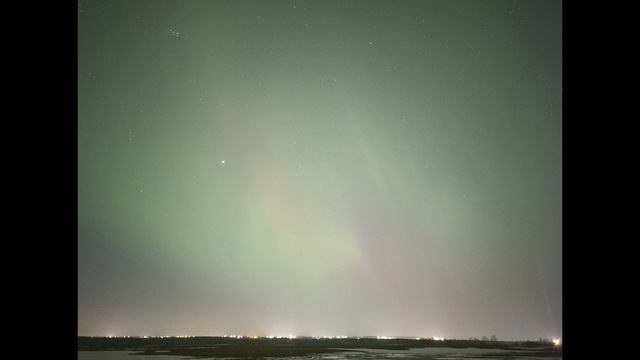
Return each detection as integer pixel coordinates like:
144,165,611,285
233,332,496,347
78,336,561,359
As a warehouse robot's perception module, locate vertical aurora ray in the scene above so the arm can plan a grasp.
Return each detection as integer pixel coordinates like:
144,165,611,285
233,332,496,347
79,0,561,340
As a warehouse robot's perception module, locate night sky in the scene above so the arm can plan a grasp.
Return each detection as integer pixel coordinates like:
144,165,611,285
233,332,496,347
78,0,562,341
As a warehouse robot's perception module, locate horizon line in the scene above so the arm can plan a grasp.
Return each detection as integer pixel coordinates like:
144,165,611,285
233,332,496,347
77,334,559,342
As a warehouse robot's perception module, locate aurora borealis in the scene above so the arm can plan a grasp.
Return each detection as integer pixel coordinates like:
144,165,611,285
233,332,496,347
78,0,562,341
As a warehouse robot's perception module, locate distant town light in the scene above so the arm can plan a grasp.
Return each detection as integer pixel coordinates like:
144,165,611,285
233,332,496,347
553,338,561,346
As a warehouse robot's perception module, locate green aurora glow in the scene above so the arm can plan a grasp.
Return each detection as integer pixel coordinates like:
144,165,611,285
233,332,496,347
78,0,561,340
